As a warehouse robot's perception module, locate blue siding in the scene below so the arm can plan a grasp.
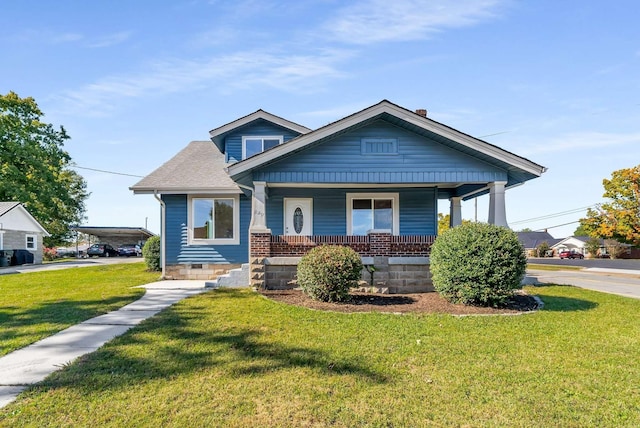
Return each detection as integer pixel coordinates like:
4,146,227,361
266,187,436,236
253,119,508,184
163,194,251,264
163,194,187,264
225,119,302,163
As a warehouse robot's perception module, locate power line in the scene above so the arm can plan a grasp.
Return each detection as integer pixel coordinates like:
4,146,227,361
510,205,597,225
478,131,510,138
70,164,144,178
533,220,580,231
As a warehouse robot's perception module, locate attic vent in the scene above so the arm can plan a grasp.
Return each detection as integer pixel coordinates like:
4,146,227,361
415,109,427,117
361,138,398,155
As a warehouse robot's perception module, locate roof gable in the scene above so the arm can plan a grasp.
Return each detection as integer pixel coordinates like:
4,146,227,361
0,202,49,235
227,100,546,189
250,117,510,187
209,109,311,153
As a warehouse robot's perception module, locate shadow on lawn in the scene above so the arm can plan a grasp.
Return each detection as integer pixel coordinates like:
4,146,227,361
531,284,599,312
40,303,388,393
0,293,144,355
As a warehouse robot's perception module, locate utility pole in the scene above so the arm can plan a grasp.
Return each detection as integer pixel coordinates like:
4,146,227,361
474,198,477,222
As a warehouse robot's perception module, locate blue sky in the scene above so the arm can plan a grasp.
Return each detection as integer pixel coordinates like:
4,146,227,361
2,0,639,238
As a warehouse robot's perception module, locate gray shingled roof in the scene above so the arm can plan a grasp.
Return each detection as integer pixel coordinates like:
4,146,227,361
130,141,240,194
0,202,20,217
516,231,561,249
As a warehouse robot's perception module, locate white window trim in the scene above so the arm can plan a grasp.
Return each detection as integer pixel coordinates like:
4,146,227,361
242,136,283,160
346,193,399,236
26,234,37,250
0,231,4,250
188,195,240,245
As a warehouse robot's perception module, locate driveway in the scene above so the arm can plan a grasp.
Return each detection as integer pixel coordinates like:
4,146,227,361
529,257,640,270
526,268,640,300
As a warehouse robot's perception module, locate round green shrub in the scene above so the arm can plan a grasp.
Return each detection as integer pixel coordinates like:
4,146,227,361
297,245,363,302
430,222,526,306
142,236,161,272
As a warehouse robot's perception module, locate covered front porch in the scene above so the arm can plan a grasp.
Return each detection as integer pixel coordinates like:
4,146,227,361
246,180,511,292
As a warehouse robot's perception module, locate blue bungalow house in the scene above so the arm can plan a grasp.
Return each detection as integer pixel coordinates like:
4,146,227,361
131,100,546,292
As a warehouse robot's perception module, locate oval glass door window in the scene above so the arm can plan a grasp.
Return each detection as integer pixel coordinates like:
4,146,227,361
293,207,304,234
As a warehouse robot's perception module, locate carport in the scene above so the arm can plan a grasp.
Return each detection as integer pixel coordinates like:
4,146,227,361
71,226,155,250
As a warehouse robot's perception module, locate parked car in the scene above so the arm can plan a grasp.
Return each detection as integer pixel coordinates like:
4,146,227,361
87,243,118,257
56,247,77,258
559,250,584,259
118,244,142,257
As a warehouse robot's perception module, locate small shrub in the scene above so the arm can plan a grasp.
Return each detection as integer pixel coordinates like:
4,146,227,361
43,247,57,262
585,237,601,258
142,236,161,271
430,223,526,306
536,241,550,257
297,245,363,302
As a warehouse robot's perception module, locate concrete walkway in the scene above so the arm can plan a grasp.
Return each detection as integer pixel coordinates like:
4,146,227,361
0,280,209,409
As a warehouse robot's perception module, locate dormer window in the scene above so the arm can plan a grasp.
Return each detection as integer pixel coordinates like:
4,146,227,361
242,136,283,159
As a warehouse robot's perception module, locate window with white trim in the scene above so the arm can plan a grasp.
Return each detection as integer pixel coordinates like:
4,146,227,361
242,136,283,159
347,193,399,235
0,231,4,250
189,195,240,245
26,234,37,250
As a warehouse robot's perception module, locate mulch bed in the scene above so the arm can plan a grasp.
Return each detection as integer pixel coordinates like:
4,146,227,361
259,289,540,315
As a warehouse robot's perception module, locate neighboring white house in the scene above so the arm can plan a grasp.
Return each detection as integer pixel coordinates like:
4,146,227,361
552,236,590,255
0,202,50,265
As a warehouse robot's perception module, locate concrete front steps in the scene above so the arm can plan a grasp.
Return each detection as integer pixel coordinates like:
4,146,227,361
205,264,250,289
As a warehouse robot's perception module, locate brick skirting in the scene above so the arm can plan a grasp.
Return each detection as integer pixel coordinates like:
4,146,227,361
266,234,435,258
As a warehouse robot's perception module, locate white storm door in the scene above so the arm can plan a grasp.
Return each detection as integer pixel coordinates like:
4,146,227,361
284,198,313,236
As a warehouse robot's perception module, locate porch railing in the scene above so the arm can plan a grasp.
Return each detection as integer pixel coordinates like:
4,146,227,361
266,233,435,257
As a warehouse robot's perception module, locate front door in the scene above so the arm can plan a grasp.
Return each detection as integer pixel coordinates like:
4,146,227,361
284,198,313,236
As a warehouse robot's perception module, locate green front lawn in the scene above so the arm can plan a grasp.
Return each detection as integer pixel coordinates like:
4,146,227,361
527,263,583,271
2,285,639,426
0,263,159,356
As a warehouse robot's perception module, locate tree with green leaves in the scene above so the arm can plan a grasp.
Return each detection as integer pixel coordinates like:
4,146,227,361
535,241,550,257
438,213,471,234
0,92,89,245
580,165,640,246
585,237,601,258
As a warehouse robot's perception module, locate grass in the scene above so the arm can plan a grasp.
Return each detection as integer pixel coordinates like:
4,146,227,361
527,263,583,271
1,285,639,426
0,263,159,356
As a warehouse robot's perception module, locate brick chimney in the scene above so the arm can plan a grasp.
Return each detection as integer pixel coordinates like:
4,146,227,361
415,109,427,117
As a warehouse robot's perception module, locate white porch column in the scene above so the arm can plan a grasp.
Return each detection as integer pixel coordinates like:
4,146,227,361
250,181,270,232
449,197,462,227
487,181,508,227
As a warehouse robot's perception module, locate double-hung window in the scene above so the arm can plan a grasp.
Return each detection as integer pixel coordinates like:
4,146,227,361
190,195,240,245
242,136,282,159
26,234,37,250
347,193,399,235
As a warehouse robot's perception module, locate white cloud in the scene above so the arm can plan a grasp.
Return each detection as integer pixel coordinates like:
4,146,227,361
326,0,505,44
87,31,133,48
51,33,84,44
520,131,640,155
51,48,352,116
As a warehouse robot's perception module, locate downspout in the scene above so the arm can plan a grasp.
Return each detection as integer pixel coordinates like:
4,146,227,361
153,190,166,278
